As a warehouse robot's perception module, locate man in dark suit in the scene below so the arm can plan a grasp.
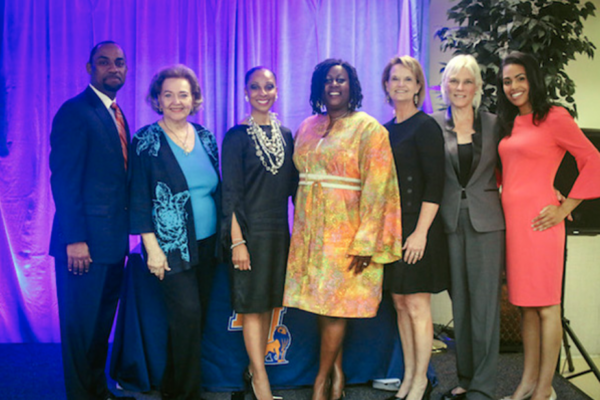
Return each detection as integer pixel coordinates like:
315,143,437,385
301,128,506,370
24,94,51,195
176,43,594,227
49,41,134,400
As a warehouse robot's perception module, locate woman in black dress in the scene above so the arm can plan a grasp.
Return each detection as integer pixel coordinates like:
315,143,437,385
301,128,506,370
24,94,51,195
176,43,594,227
221,66,297,400
381,56,449,400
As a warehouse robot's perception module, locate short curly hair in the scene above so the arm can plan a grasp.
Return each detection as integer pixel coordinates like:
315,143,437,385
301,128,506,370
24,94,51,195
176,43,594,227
309,59,363,115
146,64,203,115
381,56,426,108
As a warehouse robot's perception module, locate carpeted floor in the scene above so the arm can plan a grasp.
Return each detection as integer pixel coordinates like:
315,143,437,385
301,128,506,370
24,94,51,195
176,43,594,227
0,343,591,399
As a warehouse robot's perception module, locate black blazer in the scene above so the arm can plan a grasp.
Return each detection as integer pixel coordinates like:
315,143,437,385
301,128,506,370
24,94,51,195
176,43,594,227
49,86,130,264
432,109,505,233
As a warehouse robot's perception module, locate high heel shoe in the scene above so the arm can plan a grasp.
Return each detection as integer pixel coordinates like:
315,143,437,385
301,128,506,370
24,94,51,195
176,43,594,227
389,380,431,400
330,372,346,400
243,367,283,400
243,368,258,399
384,395,406,400
422,380,433,400
550,387,557,400
500,386,535,400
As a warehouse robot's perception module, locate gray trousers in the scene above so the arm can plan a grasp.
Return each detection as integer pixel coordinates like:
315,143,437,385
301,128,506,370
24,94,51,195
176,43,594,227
447,204,504,400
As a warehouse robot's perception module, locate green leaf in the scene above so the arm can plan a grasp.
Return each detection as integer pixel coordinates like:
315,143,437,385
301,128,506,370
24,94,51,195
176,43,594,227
436,0,594,113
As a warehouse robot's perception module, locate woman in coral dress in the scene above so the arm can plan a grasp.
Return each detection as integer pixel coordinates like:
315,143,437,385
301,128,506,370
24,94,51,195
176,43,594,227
283,58,403,400
497,52,600,400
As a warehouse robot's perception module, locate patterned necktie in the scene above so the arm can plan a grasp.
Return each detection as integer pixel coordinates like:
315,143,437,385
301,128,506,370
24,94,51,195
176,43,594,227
111,102,128,169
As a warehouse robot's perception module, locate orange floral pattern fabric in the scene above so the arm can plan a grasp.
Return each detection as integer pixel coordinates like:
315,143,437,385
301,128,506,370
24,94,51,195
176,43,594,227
283,112,403,318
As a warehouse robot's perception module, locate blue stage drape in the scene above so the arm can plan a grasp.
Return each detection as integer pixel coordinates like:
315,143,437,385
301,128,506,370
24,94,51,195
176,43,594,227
109,253,438,391
0,0,431,343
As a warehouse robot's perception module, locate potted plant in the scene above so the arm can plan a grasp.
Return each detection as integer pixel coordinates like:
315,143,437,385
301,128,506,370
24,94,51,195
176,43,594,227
435,0,596,116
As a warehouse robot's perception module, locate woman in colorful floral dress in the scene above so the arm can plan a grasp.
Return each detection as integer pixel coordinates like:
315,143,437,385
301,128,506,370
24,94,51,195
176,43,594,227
283,59,403,400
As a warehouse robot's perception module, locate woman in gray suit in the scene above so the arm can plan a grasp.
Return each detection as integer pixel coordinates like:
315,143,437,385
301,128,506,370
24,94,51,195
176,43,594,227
432,55,505,400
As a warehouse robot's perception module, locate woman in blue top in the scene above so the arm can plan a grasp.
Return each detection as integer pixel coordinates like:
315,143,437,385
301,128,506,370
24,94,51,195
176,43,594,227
129,64,220,400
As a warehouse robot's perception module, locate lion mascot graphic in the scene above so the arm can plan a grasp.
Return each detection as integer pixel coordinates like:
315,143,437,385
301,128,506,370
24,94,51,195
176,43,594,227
265,325,291,364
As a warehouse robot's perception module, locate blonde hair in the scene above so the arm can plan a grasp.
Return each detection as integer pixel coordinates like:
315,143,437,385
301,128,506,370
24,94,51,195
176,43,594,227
381,55,426,108
441,54,483,111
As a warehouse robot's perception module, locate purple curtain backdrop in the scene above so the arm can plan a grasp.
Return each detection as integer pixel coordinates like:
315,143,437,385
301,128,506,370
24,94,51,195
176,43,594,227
0,0,430,343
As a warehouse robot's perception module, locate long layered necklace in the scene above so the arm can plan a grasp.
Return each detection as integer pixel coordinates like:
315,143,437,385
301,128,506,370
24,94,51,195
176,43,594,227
247,113,286,175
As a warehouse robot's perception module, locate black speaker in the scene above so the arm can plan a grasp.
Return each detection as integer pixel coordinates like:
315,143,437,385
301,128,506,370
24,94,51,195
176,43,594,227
554,128,600,235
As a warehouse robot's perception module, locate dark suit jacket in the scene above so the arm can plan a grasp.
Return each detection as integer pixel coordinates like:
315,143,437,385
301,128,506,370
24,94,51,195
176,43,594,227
49,86,130,264
432,109,505,234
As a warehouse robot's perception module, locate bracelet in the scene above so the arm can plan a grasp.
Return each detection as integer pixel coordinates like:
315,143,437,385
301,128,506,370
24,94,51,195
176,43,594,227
231,237,244,242
231,240,246,249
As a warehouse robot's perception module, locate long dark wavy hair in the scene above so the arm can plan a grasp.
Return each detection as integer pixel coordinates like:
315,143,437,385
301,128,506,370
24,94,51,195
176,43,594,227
309,59,363,115
497,52,552,138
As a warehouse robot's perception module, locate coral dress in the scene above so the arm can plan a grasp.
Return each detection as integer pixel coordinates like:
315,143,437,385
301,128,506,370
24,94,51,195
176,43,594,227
283,112,403,318
499,107,600,306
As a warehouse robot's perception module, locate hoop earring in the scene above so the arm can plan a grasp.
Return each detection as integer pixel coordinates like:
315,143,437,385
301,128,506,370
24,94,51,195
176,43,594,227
413,93,419,106
316,100,324,112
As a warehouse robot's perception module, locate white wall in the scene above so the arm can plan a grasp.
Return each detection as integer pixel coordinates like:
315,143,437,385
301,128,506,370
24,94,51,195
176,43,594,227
428,0,600,356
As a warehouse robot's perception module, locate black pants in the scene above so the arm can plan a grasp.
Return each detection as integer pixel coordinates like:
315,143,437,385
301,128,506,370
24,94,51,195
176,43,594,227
55,258,125,400
160,235,216,400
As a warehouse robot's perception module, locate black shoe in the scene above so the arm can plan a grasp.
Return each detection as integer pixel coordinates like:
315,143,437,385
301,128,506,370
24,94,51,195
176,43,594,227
384,396,406,400
243,367,282,400
422,380,433,400
332,392,346,400
102,393,136,400
231,391,246,400
442,387,467,400
330,371,346,400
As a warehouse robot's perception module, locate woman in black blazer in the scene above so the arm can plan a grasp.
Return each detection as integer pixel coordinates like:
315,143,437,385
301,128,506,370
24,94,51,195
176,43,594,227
431,54,505,400
381,56,449,400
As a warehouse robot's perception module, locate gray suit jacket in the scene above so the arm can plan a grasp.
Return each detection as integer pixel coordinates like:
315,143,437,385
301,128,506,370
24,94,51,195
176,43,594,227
432,109,505,233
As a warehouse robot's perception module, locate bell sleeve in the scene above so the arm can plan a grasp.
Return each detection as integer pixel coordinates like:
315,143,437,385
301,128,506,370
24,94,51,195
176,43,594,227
551,107,600,200
347,120,403,264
